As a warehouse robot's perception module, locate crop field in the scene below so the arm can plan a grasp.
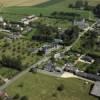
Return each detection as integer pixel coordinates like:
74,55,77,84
0,0,95,21
0,0,99,7
6,73,98,100
0,0,49,7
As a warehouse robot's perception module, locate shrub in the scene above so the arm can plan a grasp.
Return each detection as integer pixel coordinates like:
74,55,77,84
57,84,64,92
20,96,28,100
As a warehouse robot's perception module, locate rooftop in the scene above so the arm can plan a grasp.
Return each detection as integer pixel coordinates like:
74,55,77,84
91,81,100,97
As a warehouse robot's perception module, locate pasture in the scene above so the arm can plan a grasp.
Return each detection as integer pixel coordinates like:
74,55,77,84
6,73,98,100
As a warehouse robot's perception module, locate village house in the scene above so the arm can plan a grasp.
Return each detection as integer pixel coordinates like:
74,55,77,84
20,15,38,25
74,18,89,30
55,67,63,73
0,16,4,22
76,72,100,81
63,63,79,73
39,43,61,55
6,33,22,40
78,55,95,64
54,39,63,44
44,61,55,72
91,81,100,97
54,53,64,60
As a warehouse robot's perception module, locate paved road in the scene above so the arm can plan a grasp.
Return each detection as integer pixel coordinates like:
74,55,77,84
0,57,49,91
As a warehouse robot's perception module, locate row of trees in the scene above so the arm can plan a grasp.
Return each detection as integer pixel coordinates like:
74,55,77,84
69,0,91,10
0,55,25,71
80,30,98,52
93,4,100,17
51,11,80,21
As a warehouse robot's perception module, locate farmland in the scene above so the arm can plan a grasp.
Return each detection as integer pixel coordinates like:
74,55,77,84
0,0,99,7
6,73,98,100
0,0,49,7
0,0,95,21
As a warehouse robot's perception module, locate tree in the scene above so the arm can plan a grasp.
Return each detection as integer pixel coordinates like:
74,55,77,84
0,32,6,39
85,63,99,74
50,55,55,63
13,93,20,99
51,11,57,16
57,84,64,92
75,0,83,8
81,31,97,51
20,96,28,100
84,1,88,8
61,26,79,45
93,4,100,17
0,55,24,71
36,24,58,36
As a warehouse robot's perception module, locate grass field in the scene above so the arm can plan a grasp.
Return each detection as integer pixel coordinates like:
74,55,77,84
0,67,18,79
5,73,98,100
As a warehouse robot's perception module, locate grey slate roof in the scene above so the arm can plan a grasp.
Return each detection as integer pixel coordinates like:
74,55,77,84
91,81,100,97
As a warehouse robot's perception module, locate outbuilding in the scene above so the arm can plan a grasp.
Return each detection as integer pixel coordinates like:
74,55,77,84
91,81,100,97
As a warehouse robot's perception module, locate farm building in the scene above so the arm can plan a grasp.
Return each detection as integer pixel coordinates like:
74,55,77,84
91,81,100,97
44,61,55,72
78,55,95,64
0,16,4,22
20,15,38,25
74,18,89,30
64,63,79,73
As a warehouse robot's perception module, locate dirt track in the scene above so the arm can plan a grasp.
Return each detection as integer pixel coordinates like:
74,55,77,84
0,0,49,7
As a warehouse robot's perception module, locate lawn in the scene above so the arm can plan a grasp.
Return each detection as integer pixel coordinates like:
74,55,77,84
0,67,19,79
75,62,90,71
5,73,98,100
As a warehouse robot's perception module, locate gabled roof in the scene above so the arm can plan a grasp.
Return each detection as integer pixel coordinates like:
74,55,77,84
91,81,100,97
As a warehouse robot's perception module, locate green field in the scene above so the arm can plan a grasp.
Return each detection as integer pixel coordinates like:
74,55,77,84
6,73,98,100
0,67,18,79
35,0,100,7
0,0,94,21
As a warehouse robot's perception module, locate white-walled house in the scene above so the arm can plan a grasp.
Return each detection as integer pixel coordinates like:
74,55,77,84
0,16,4,22
20,15,38,25
74,18,89,30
